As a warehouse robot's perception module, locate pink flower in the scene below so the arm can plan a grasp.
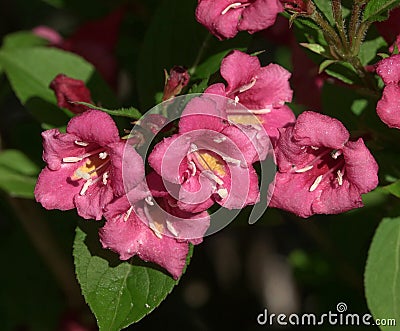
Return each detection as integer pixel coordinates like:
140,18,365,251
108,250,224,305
34,110,144,220
99,196,187,280
270,111,379,218
195,0,283,40
148,95,261,213
99,173,210,279
376,54,400,129
206,50,295,142
49,74,93,114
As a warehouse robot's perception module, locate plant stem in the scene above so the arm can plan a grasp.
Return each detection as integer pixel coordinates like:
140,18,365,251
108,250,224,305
332,0,349,51
349,0,365,50
311,9,344,58
189,33,212,75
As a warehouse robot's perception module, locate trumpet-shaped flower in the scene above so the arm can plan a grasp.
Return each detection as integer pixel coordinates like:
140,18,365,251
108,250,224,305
270,111,379,218
195,0,283,40
34,110,144,220
148,95,260,213
206,50,294,142
100,172,210,279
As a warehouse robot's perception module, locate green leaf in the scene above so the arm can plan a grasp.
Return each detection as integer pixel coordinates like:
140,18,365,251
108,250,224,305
384,181,400,198
0,149,39,198
1,31,48,50
363,0,400,22
358,28,387,65
74,224,193,331
299,43,327,55
324,61,359,84
365,217,400,330
191,48,243,80
0,47,94,105
0,149,40,176
319,59,338,73
74,102,142,120
0,168,37,198
351,99,368,116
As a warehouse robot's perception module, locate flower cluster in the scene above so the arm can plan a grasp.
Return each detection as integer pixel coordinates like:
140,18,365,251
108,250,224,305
35,41,380,278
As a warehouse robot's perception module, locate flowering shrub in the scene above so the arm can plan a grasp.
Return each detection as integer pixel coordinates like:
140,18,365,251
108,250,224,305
1,0,400,330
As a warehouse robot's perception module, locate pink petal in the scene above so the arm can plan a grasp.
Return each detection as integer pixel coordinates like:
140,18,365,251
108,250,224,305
74,184,114,220
34,165,82,211
238,0,283,33
376,54,400,85
41,129,83,171
67,110,120,146
259,105,296,143
204,83,227,96
313,181,364,215
195,0,242,40
148,135,190,184
221,163,260,209
238,63,293,109
179,95,228,134
342,138,379,193
269,172,318,218
178,174,215,213
376,84,400,129
108,141,145,196
221,51,261,94
293,111,349,149
101,197,189,279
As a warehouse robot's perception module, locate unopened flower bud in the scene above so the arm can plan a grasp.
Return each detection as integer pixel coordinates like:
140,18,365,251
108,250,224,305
162,66,190,101
49,74,93,114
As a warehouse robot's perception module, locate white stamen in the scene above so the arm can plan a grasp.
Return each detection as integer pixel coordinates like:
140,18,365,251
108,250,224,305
337,170,343,186
331,149,342,159
238,78,257,93
188,161,197,176
249,108,272,114
149,222,163,239
74,140,89,147
62,156,83,163
190,143,198,153
102,172,109,185
75,169,91,180
221,154,242,166
234,95,240,104
80,178,93,196
145,196,154,206
99,152,108,159
166,220,179,237
221,2,242,15
295,165,314,173
124,206,134,222
217,188,228,199
311,146,319,150
213,136,227,143
309,175,323,192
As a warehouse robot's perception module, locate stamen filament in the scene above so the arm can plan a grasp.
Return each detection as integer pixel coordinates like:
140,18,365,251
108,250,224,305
221,2,243,15
74,140,89,147
309,175,323,192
